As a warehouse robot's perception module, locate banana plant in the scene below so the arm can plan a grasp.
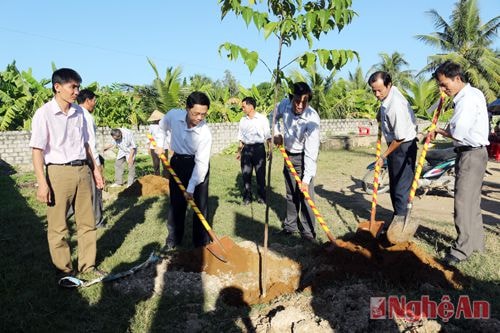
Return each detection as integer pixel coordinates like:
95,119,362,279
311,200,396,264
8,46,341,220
0,62,51,130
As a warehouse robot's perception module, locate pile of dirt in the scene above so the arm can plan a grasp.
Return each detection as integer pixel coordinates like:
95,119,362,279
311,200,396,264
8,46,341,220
127,233,466,304
120,175,169,197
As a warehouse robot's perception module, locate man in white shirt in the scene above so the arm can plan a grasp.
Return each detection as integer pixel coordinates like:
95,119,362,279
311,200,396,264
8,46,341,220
368,71,417,227
272,82,320,242
29,68,104,284
147,109,170,177
104,128,137,187
157,91,212,251
433,61,489,265
76,89,105,227
237,97,271,205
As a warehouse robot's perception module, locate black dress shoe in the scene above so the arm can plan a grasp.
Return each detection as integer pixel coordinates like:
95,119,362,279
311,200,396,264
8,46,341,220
442,253,462,266
257,198,265,204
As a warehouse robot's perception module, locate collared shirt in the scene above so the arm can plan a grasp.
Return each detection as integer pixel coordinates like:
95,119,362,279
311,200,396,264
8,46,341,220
148,123,170,150
29,98,89,164
112,128,136,160
272,98,320,184
238,112,271,144
449,83,489,147
380,86,417,143
82,106,100,166
159,108,212,193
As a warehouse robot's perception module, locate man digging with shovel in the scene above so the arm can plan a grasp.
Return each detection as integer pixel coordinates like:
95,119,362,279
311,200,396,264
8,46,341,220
368,71,418,236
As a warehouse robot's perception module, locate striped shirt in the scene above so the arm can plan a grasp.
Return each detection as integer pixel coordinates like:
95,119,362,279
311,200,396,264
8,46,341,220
272,98,320,184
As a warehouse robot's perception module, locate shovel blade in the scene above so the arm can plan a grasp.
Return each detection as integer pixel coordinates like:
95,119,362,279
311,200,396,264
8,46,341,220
386,215,419,244
357,220,385,238
204,236,236,263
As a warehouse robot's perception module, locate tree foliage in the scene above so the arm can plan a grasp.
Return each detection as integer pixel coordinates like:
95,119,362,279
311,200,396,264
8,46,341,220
218,0,359,91
416,0,499,101
0,62,51,130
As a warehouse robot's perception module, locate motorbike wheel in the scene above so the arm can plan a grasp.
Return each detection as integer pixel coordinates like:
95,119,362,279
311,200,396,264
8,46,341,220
362,168,390,195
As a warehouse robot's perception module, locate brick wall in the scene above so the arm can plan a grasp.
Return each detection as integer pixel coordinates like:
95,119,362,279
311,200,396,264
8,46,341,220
0,119,433,169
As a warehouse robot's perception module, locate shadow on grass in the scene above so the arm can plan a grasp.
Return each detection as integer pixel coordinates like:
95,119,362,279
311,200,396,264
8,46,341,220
97,194,156,262
0,160,92,332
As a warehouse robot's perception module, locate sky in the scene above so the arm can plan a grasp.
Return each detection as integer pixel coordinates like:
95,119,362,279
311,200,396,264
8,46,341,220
1,0,498,89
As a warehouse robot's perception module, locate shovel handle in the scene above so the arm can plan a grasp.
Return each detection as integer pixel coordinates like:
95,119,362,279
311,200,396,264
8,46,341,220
407,93,446,204
370,123,383,223
278,146,336,244
146,134,224,248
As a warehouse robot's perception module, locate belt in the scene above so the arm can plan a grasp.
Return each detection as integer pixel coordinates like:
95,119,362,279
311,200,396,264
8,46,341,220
454,146,484,153
172,153,194,159
47,159,88,166
285,150,303,156
243,142,264,146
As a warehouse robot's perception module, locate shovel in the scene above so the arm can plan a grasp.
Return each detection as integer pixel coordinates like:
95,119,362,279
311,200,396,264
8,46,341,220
357,123,385,238
278,146,338,246
147,134,233,263
387,93,446,244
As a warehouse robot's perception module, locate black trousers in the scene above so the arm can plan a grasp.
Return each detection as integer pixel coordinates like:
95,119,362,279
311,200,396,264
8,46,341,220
167,154,210,248
387,139,417,216
150,149,168,177
283,152,316,238
241,143,266,201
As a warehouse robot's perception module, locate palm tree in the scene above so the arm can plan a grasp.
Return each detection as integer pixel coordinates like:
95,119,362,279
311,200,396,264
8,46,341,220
147,58,182,111
289,66,335,116
403,78,441,120
369,52,414,89
347,66,369,91
416,0,500,101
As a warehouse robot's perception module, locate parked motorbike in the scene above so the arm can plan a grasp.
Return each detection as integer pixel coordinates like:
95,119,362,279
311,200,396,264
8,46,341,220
361,147,456,197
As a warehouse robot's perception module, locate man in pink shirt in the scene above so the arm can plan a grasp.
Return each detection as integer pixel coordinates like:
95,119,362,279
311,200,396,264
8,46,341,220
29,68,105,286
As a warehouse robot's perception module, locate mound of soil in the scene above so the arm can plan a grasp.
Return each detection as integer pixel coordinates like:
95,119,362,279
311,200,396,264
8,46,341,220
145,233,466,306
120,175,169,197
113,234,470,332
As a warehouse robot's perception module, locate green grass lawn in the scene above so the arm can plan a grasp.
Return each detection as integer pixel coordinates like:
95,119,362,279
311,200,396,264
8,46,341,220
0,149,498,332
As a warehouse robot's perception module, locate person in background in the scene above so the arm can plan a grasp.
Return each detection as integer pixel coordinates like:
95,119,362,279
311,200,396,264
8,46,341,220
147,109,170,177
76,89,106,228
236,97,271,205
104,128,137,187
432,60,489,265
272,82,320,242
368,71,417,231
29,68,105,285
156,91,212,252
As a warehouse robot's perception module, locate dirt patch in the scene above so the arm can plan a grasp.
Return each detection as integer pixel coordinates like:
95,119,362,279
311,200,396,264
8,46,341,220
120,175,169,197
120,233,465,306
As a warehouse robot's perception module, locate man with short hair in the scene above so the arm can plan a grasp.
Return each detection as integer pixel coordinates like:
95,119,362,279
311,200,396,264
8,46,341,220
30,68,104,285
237,96,271,205
368,71,417,227
272,82,320,242
157,91,212,251
432,61,489,265
104,128,137,187
76,89,105,227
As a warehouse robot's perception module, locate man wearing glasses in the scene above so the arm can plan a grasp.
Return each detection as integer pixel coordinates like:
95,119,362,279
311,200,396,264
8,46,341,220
271,82,320,242
156,91,212,252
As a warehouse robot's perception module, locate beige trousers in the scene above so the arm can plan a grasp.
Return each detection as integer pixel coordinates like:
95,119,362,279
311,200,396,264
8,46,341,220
46,165,96,273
